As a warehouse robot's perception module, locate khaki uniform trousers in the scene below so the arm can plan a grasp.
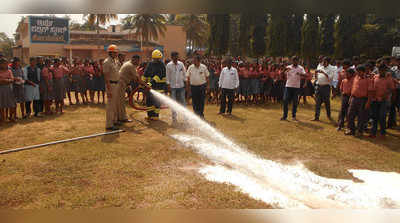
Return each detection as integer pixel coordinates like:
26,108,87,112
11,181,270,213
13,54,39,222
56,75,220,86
106,83,120,128
117,80,129,121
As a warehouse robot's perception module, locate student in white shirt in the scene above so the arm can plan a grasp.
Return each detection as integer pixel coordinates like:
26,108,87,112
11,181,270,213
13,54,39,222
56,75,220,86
186,55,209,118
218,57,239,115
166,51,187,123
312,57,335,121
281,56,307,121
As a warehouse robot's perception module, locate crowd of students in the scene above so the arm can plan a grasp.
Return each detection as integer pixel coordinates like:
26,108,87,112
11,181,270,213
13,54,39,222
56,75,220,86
0,55,110,123
1,52,399,138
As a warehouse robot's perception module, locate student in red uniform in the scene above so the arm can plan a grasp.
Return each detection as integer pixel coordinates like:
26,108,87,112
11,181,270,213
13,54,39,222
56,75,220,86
237,63,245,103
0,58,16,123
51,59,68,114
369,65,396,138
70,59,83,104
337,68,355,131
40,59,54,115
345,65,374,137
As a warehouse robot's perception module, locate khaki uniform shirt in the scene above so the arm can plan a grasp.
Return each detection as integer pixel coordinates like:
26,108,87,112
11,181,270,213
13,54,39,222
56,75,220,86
119,61,138,84
103,56,120,82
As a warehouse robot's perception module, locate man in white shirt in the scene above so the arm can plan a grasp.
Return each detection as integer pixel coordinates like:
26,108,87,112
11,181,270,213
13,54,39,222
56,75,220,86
281,56,307,121
166,51,187,123
218,57,239,115
312,57,335,121
186,55,209,118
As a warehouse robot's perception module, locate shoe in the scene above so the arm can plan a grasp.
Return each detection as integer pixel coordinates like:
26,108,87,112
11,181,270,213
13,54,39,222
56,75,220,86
106,126,119,131
355,132,364,138
344,130,355,136
310,118,320,121
280,117,287,121
34,114,43,118
119,119,133,123
218,112,224,115
114,122,122,126
368,134,376,138
292,117,298,121
336,127,342,131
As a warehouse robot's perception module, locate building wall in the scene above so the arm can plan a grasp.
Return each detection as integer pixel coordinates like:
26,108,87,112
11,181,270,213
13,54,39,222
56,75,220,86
156,25,187,59
29,43,66,57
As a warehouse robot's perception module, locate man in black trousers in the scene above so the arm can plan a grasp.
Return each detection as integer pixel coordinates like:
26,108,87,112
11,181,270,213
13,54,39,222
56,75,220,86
218,57,239,115
186,55,209,118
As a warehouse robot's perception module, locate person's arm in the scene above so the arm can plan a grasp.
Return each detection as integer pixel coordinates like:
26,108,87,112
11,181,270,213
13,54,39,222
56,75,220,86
366,79,374,109
218,69,224,89
204,65,210,90
316,68,330,79
299,67,308,78
186,66,191,94
102,61,112,98
234,69,240,89
165,63,171,88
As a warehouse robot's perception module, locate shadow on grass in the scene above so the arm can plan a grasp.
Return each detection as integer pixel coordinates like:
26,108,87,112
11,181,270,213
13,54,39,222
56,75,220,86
101,131,121,143
363,132,400,153
221,114,246,123
294,120,324,130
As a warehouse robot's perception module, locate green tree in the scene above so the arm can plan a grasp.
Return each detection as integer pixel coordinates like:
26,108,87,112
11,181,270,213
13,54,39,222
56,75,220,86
175,14,209,52
229,14,241,56
320,14,335,56
207,14,230,56
0,32,14,59
301,14,319,67
129,14,167,48
85,14,118,32
238,13,252,56
267,13,289,57
252,14,267,58
287,14,303,56
334,15,353,59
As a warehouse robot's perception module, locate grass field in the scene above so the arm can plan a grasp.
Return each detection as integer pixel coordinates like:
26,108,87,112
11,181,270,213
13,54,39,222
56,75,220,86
0,97,399,209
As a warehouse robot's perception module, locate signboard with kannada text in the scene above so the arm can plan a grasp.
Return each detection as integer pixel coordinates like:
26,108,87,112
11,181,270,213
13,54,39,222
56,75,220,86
29,16,70,44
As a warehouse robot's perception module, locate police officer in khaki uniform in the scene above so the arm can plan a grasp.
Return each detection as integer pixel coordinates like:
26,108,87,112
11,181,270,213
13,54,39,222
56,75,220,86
117,55,149,122
103,44,121,131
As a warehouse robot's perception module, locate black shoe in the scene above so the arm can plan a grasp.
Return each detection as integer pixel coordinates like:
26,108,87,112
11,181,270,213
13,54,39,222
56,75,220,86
280,117,287,121
114,122,122,126
310,118,320,121
336,127,342,131
344,130,355,136
106,126,119,131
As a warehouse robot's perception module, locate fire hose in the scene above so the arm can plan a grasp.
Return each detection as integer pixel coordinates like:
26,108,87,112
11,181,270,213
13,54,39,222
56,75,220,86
128,85,169,111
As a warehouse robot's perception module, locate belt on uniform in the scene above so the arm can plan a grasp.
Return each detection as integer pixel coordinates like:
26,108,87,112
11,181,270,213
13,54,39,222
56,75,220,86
109,80,119,84
351,96,367,99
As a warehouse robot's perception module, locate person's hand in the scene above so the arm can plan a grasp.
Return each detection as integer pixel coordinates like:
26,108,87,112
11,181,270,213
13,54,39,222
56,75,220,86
365,102,370,110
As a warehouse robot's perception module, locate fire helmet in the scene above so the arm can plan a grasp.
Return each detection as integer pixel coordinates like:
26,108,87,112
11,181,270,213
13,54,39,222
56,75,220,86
152,49,163,59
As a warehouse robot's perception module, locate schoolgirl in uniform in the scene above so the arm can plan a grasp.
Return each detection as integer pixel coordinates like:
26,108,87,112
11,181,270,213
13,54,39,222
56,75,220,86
61,58,73,105
0,58,16,123
40,59,54,115
52,59,68,114
10,57,26,119
70,59,83,104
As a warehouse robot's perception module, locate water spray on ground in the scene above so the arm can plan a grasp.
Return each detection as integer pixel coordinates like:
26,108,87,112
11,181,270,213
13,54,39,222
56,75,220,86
150,89,400,209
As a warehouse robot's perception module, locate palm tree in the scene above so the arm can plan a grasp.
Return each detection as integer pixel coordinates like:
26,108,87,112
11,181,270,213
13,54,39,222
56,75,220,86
128,14,167,49
83,14,118,51
175,14,209,52
85,14,118,32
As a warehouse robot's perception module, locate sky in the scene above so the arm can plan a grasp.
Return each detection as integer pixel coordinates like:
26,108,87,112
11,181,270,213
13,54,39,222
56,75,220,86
0,14,129,38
